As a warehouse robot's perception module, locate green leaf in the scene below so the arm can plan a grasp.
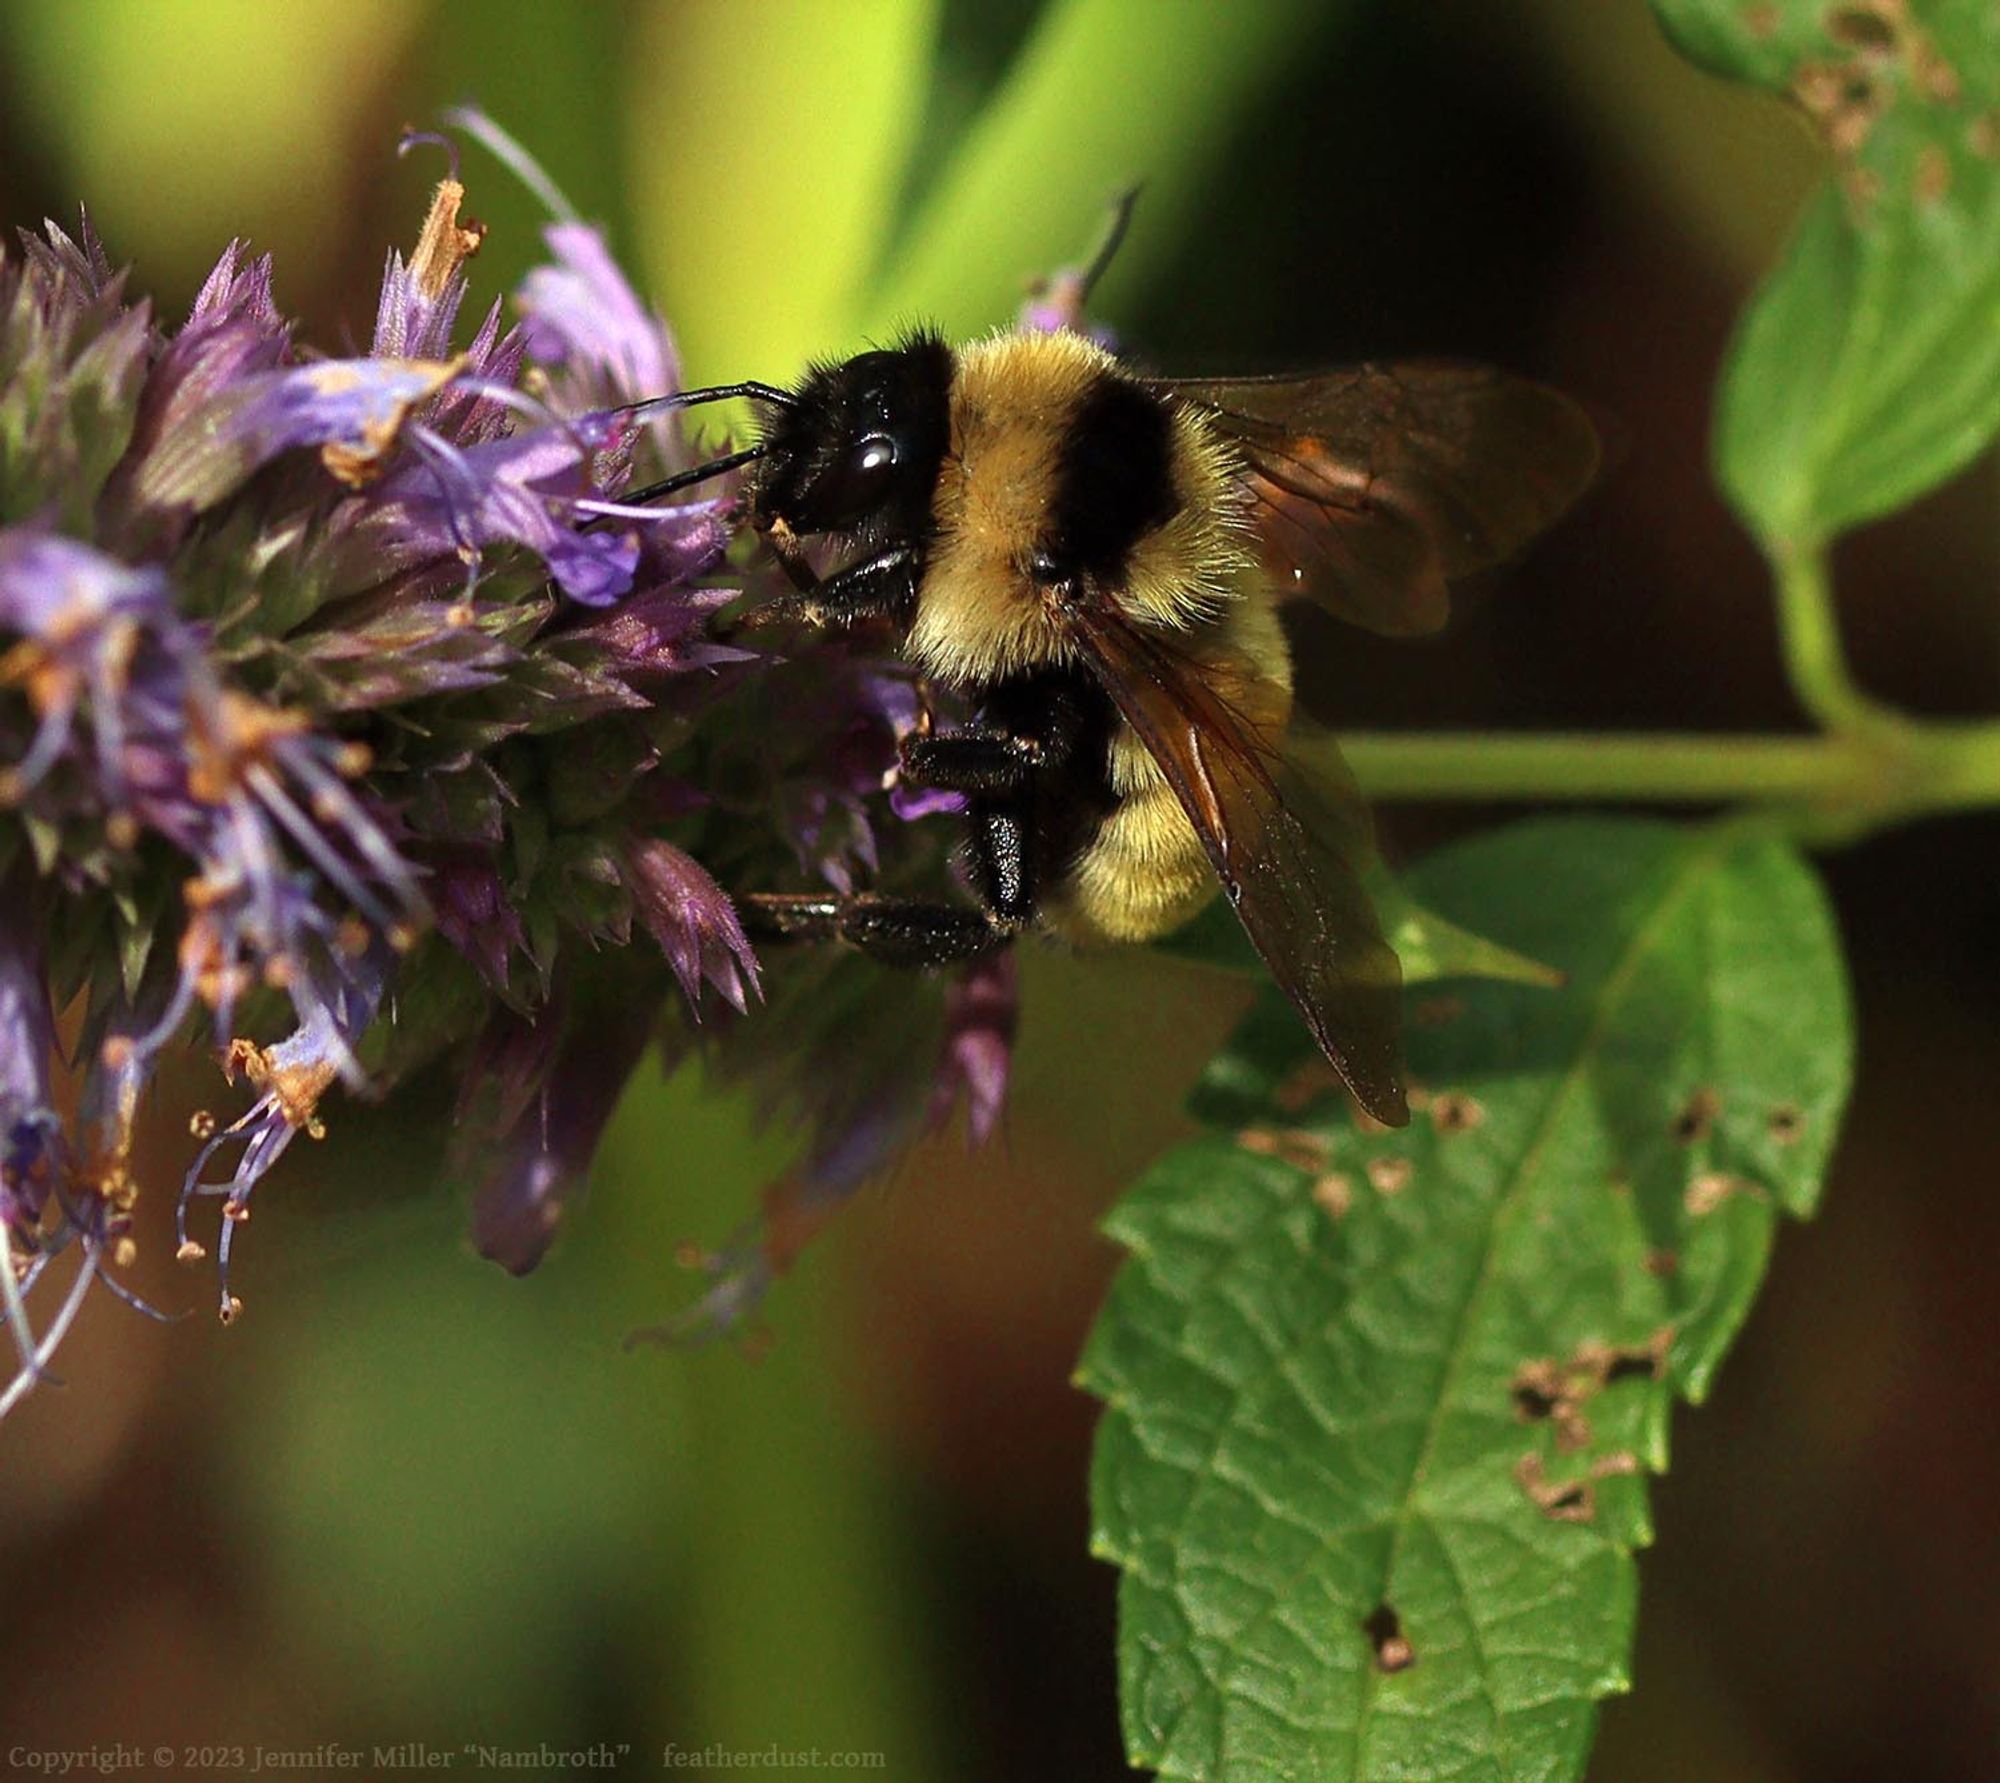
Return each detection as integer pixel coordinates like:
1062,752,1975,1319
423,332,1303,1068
1080,817,1853,1781
864,0,1356,339
1156,876,1560,991
1650,0,2000,547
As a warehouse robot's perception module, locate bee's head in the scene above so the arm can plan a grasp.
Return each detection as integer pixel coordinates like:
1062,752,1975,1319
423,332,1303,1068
747,336,954,545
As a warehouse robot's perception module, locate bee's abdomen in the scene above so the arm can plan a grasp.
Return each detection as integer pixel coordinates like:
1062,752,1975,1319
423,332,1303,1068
1041,726,1215,945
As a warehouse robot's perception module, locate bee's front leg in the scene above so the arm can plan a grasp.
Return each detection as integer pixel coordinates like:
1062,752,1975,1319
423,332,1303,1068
750,540,920,630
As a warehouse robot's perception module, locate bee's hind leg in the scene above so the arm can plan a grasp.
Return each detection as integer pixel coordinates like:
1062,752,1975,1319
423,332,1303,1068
739,892,1014,971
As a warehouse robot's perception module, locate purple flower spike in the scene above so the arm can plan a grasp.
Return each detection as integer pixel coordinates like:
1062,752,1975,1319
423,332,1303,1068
0,117,1023,1413
626,839,760,1015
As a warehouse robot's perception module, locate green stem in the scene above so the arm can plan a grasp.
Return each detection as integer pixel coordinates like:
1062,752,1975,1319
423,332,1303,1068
1342,542,2000,842
1772,545,1902,737
1340,716,2000,837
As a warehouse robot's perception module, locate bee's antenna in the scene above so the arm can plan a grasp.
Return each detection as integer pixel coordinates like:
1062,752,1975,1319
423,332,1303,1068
611,383,792,507
618,443,769,507
1077,185,1142,301
617,382,800,420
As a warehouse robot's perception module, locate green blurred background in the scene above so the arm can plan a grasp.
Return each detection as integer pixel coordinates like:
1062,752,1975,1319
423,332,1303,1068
0,2,1993,1778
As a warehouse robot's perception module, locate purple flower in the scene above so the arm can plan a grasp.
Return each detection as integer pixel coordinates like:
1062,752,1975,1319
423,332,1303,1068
0,529,173,815
362,405,715,605
929,951,1017,1145
177,949,386,1319
518,221,678,408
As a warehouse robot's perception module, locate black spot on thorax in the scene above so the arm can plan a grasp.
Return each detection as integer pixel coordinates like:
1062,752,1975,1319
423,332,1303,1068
1046,374,1180,584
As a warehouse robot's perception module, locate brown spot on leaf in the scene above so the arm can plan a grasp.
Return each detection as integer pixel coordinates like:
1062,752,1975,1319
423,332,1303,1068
1366,1156,1413,1198
1515,1453,1596,1522
1793,58,1887,157
1767,1103,1806,1145
1237,1125,1332,1173
1911,38,1960,104
1671,1087,1720,1145
1914,144,1952,204
1743,1,1780,39
1686,1171,1753,1216
1430,1091,1486,1135
1970,111,2000,160
1515,1450,1643,1524
1362,1603,1416,1673
1643,1247,1679,1278
1312,1172,1354,1220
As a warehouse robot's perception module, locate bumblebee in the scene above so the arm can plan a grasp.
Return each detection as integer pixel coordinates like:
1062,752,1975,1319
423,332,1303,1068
635,324,1597,1126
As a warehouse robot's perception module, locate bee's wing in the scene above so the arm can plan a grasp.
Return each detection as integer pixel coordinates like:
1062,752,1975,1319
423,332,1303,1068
1152,364,1600,638
1066,605,1408,1126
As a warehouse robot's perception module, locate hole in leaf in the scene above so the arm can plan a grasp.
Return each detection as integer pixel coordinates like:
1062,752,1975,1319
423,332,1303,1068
1362,1603,1416,1673
1510,1331,1671,1449
1792,59,1887,157
1515,1453,1595,1523
1825,4,1897,55
1671,1087,1720,1145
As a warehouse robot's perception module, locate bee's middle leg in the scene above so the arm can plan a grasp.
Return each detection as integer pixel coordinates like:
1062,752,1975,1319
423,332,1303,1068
738,892,1012,970
740,795,1036,973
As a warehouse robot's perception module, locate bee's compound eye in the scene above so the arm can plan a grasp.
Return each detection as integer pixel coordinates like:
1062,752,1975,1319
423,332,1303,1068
853,434,897,476
810,432,900,524
1028,551,1068,587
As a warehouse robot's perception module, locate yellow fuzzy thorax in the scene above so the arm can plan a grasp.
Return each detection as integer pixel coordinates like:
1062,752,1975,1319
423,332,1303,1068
905,330,1256,687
